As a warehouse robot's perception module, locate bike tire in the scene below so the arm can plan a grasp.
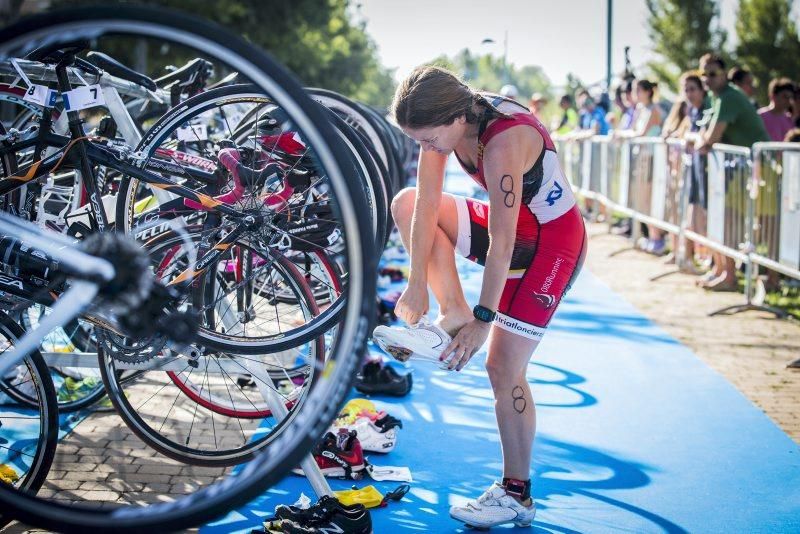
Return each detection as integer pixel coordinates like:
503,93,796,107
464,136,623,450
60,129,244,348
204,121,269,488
0,311,59,530
0,6,375,532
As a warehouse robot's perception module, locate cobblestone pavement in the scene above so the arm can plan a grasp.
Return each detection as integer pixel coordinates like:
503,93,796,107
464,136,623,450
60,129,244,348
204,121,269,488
5,222,799,532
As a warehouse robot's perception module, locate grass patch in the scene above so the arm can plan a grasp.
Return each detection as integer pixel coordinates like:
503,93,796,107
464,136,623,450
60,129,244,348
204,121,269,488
764,284,800,321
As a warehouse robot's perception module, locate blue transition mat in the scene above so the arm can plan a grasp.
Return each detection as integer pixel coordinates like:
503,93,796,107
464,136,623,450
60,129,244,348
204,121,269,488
203,259,800,533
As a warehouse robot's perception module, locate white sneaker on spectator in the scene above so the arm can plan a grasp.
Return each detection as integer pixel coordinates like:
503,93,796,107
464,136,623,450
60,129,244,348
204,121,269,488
372,320,451,368
449,482,536,528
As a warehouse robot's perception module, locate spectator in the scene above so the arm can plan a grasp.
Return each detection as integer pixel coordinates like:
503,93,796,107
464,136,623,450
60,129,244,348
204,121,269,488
617,78,636,130
577,93,609,135
696,54,769,150
758,78,795,141
662,96,689,263
553,94,578,134
574,91,609,220
606,78,638,237
676,72,712,275
785,128,800,142
662,98,688,138
500,84,519,101
632,79,663,136
576,89,591,127
728,66,758,107
794,86,800,127
695,53,770,291
616,79,664,253
615,79,662,138
528,92,547,122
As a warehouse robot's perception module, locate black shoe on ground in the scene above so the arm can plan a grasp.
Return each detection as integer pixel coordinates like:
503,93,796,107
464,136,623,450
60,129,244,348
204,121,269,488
273,495,365,524
354,360,412,397
266,499,372,533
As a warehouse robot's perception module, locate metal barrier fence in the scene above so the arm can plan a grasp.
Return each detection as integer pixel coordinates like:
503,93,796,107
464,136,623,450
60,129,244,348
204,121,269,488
555,134,800,318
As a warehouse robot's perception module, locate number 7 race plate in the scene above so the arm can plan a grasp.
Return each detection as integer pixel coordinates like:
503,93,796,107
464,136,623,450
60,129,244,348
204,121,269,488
62,84,105,111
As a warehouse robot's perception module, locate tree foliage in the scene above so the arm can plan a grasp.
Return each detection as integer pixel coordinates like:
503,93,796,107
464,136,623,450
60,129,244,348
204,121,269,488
645,0,727,89
735,0,800,103
46,0,395,107
424,48,551,102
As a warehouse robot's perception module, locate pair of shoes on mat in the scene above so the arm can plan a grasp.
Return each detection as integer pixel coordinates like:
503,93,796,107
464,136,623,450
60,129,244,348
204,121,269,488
354,360,412,396
256,495,372,534
450,481,536,529
372,320,452,369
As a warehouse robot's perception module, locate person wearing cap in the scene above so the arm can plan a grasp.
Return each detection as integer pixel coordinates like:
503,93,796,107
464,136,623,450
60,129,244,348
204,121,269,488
528,93,547,121
577,92,609,135
500,84,519,101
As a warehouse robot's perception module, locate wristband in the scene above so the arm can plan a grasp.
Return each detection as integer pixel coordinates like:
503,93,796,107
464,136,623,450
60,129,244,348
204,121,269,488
473,305,496,323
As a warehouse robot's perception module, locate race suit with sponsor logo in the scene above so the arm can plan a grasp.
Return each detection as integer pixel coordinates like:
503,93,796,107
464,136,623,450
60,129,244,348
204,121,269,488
452,101,587,340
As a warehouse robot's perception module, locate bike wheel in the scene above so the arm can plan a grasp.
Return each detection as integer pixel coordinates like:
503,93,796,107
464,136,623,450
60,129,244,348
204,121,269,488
99,229,326,465
8,307,108,413
0,311,58,529
0,5,375,532
117,85,357,353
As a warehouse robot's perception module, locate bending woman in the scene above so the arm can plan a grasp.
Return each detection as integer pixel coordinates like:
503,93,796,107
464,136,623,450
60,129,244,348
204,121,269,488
373,66,586,529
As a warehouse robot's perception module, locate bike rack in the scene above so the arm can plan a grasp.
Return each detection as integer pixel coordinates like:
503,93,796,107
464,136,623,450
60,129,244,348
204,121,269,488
244,356,334,499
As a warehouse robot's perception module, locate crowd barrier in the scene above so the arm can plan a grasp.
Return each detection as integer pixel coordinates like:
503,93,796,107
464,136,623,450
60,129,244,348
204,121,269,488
555,133,800,319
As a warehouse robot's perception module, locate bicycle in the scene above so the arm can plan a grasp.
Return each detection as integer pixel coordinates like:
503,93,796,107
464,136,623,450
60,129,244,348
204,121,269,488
0,6,375,532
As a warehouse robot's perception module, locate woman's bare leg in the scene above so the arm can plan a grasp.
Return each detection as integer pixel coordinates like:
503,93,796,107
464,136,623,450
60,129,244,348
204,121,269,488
391,188,473,334
485,327,539,503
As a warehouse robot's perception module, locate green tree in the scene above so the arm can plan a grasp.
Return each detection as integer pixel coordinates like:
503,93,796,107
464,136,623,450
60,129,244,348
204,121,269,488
735,0,800,103
563,73,585,99
422,48,551,100
645,0,727,90
48,0,395,107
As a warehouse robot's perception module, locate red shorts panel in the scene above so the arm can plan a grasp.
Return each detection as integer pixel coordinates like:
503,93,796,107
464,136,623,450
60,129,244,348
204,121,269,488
454,198,586,339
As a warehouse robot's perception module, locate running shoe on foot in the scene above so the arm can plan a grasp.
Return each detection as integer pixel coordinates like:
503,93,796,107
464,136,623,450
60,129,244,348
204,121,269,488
695,270,717,286
372,320,451,368
293,429,365,479
449,482,536,529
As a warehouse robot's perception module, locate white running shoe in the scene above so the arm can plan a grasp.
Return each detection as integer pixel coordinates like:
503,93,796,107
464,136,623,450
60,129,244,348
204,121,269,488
372,320,452,368
449,482,536,529
335,417,397,453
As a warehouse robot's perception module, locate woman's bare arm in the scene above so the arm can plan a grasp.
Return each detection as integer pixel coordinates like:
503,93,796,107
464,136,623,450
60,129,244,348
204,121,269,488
480,127,543,312
408,149,447,286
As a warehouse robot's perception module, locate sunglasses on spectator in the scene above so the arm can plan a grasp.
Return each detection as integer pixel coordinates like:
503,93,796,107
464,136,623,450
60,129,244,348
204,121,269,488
702,70,722,78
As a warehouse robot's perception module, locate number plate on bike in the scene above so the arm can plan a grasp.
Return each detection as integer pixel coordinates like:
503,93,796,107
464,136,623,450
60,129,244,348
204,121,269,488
62,84,105,111
23,85,58,108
